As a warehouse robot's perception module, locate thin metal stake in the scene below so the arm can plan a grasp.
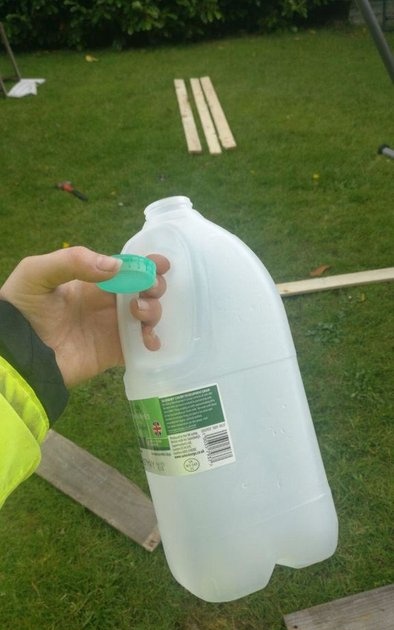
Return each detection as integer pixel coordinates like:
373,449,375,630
354,0,394,83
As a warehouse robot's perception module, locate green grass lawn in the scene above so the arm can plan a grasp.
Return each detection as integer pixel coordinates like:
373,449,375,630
0,25,393,629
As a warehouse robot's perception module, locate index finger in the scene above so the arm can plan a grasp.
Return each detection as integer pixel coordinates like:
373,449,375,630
146,254,170,275
140,254,170,298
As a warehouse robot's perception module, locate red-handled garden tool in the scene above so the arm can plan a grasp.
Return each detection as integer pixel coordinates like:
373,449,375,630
56,181,88,201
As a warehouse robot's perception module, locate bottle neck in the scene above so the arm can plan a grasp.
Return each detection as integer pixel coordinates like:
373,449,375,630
144,196,193,222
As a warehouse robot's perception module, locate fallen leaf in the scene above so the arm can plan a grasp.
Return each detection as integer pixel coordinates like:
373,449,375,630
85,54,98,62
310,264,331,277
62,242,71,248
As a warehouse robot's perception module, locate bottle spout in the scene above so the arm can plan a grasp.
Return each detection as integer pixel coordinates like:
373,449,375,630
144,196,193,221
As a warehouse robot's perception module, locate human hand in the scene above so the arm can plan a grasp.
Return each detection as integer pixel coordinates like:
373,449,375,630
0,246,170,387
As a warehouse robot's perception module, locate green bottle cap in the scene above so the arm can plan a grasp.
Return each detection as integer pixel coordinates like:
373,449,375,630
97,254,156,293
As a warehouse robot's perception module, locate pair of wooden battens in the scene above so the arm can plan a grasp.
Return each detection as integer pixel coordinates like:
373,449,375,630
174,77,236,154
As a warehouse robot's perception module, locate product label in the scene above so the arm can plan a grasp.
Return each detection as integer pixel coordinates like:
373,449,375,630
129,384,236,476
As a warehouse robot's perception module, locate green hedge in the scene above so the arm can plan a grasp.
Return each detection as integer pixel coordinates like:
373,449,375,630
0,1,349,50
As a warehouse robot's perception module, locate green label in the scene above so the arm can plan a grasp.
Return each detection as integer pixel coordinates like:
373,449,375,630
129,384,236,476
129,397,170,452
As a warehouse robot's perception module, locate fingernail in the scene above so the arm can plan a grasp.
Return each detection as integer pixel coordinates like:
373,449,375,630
137,298,150,311
97,255,122,272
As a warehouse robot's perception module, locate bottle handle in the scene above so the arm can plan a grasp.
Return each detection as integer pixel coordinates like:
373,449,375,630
117,228,205,373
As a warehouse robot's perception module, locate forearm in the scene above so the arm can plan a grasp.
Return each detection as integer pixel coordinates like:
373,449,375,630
0,359,47,507
0,301,68,507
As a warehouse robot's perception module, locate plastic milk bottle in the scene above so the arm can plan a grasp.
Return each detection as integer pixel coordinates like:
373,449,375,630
117,196,338,603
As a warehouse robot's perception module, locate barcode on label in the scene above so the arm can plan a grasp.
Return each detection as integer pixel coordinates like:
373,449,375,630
203,429,234,465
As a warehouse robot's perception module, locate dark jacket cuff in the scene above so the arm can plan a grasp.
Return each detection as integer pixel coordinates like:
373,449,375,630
0,300,68,422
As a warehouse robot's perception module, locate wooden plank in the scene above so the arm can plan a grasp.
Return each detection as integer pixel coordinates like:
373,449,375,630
284,584,394,630
36,429,160,552
190,78,222,155
173,79,202,154
200,76,237,149
277,267,394,297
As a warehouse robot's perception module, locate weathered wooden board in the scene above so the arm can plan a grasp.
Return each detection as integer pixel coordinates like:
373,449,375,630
277,267,394,297
200,76,237,149
173,78,202,154
36,429,160,552
284,584,394,630
190,77,222,155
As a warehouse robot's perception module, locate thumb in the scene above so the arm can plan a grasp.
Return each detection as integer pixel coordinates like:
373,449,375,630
1,246,122,296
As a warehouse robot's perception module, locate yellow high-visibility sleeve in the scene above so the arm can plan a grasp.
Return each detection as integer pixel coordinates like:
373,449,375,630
0,356,49,508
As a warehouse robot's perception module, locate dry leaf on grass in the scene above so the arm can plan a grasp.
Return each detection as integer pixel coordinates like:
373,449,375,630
310,264,331,277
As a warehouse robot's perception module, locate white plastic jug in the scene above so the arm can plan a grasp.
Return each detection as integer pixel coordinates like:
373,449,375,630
117,196,338,603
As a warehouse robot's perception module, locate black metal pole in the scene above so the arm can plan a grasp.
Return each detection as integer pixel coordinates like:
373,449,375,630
354,0,394,83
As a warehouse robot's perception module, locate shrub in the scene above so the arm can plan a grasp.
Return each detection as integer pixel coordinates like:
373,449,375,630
0,0,349,50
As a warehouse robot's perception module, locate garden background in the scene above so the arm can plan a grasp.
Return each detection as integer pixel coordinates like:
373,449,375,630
0,1,393,628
